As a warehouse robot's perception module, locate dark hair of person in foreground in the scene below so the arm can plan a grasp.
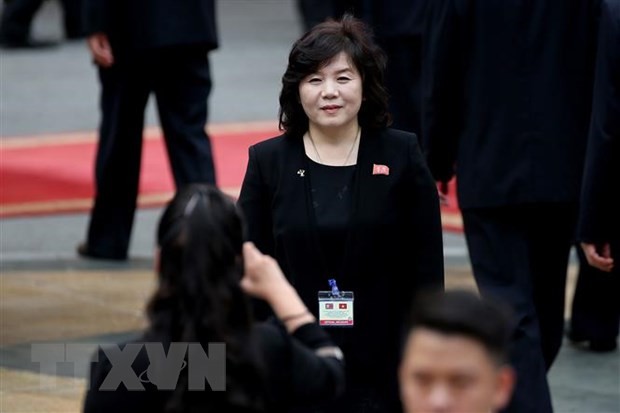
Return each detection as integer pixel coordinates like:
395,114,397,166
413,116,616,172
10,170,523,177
400,290,516,413
147,184,264,412
407,289,513,364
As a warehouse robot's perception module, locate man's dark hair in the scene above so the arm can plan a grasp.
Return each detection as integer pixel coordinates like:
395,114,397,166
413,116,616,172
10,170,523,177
407,289,513,365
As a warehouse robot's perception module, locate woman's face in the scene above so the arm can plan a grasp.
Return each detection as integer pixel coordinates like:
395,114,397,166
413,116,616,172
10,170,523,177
298,51,363,132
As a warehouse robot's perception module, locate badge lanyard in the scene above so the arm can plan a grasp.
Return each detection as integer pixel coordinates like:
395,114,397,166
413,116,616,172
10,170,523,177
301,149,362,327
318,279,354,326
301,153,359,282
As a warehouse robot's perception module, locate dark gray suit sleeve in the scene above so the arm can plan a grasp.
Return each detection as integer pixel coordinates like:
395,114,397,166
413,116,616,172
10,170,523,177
83,0,109,35
421,0,465,182
578,0,620,243
407,134,445,294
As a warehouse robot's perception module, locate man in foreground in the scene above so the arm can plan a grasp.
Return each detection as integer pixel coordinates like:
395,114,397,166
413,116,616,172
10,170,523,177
400,290,515,413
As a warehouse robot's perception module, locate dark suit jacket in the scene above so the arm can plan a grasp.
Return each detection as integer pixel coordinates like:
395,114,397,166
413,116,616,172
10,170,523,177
238,127,444,379
578,0,620,244
422,0,600,209
367,0,427,38
83,322,344,413
83,0,218,51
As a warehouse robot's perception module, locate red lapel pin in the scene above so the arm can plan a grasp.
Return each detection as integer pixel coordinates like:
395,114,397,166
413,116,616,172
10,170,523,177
372,164,390,175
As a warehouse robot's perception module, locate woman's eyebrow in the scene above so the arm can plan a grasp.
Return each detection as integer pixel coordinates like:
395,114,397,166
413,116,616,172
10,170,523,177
317,67,353,75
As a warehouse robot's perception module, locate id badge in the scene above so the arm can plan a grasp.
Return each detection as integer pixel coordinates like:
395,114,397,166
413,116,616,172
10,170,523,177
318,291,354,327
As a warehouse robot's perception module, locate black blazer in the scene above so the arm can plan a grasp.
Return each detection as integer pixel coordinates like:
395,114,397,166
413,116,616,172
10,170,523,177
238,127,444,379
83,0,218,51
83,322,344,413
578,0,620,243
422,0,600,209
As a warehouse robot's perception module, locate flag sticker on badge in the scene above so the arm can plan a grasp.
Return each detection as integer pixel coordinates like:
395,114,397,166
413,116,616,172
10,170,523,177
318,290,355,327
372,164,390,175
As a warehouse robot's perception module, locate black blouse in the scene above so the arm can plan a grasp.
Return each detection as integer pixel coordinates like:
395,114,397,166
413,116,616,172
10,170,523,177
307,157,356,280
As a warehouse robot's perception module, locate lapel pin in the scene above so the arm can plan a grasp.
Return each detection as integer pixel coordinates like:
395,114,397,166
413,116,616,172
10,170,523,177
297,169,305,177
372,164,390,176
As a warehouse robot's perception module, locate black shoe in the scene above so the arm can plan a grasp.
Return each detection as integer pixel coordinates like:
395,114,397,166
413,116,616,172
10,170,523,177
567,329,618,353
567,329,588,344
589,339,618,353
0,38,59,49
77,242,127,261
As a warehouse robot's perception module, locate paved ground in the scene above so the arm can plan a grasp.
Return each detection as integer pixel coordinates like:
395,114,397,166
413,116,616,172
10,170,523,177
1,1,618,412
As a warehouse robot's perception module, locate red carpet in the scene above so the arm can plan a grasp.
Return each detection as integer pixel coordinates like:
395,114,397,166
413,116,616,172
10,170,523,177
0,122,461,231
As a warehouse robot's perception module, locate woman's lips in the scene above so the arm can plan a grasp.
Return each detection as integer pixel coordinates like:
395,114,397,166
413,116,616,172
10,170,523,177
321,105,342,113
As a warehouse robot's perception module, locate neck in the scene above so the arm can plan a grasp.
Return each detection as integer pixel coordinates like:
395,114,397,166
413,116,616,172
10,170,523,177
307,123,360,145
305,123,361,166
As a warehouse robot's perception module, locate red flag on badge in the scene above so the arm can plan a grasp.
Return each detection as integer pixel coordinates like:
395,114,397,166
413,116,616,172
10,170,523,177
372,164,390,175
326,303,334,309
339,303,348,309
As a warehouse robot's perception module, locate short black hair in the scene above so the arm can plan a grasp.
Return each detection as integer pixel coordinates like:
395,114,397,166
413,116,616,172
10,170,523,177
278,13,390,137
406,290,513,365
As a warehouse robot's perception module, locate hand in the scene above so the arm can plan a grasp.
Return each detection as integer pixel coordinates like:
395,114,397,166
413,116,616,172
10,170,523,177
438,181,450,206
241,242,315,331
87,33,114,67
241,242,290,301
580,242,614,272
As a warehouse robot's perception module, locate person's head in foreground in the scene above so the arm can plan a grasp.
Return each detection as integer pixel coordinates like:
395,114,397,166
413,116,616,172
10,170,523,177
399,290,515,413
151,183,263,411
153,184,252,345
84,184,344,413
279,13,390,138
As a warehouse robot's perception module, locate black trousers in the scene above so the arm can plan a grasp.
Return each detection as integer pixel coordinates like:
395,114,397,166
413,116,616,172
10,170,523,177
85,46,216,259
571,244,620,342
462,203,578,413
378,35,422,136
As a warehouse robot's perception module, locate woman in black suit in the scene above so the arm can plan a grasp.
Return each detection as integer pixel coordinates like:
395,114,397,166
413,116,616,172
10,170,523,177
238,15,444,413
83,185,345,413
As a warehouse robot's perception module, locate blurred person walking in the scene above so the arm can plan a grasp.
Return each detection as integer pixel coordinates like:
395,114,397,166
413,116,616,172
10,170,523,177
569,0,620,353
369,0,427,135
77,0,218,260
422,0,600,411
